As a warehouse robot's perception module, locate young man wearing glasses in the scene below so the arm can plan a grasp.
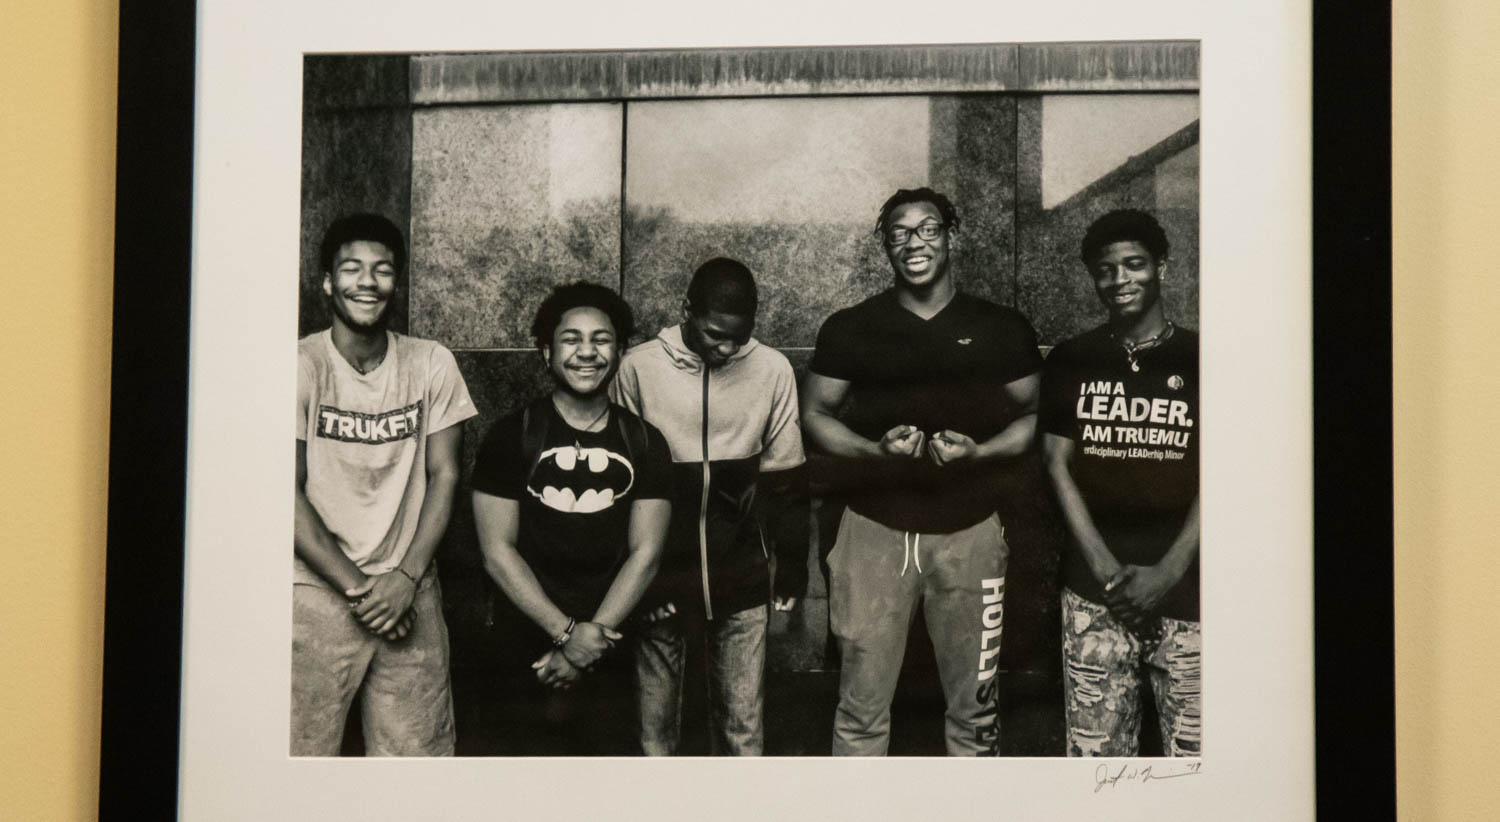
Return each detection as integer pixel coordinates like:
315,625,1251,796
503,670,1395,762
610,257,809,756
293,213,476,756
1039,209,1200,757
802,187,1043,756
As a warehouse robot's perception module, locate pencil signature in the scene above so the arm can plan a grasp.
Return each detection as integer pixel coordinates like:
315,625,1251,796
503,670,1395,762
1093,761,1202,793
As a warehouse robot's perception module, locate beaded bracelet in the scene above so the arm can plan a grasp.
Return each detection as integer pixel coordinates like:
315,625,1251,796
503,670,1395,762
552,617,576,647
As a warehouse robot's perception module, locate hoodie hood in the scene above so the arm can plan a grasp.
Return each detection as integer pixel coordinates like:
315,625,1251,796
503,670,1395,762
656,324,759,377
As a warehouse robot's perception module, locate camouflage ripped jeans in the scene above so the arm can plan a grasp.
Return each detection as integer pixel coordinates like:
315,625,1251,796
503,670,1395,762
1061,588,1201,757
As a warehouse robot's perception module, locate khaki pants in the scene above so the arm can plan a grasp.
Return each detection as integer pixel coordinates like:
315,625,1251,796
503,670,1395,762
290,575,455,756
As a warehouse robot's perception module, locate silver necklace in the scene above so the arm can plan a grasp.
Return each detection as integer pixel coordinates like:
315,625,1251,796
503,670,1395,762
552,399,609,459
1114,321,1175,372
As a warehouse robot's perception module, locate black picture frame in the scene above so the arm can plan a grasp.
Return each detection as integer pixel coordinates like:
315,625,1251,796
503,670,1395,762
99,0,1393,817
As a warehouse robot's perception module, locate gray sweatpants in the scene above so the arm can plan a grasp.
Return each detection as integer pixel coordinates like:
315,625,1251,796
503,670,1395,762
828,508,1008,756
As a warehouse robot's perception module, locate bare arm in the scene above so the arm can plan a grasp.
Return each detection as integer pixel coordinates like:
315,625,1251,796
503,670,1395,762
929,372,1041,465
1041,433,1123,585
801,372,924,458
472,491,573,640
352,425,465,633
294,439,367,594
590,498,671,629
974,373,1040,458
1105,496,1200,620
399,425,462,581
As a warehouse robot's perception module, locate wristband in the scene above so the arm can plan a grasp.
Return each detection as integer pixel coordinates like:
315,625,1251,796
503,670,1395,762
551,617,576,647
396,567,419,585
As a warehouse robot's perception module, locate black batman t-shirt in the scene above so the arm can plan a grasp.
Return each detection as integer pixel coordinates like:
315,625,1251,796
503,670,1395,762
470,402,673,619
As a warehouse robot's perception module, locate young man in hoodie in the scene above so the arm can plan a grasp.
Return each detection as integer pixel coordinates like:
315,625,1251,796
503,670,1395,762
802,188,1043,756
611,257,809,756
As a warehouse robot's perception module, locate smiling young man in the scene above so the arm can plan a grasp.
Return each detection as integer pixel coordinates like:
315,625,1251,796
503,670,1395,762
469,282,673,755
802,188,1043,756
293,213,477,756
610,257,808,756
1039,209,1201,757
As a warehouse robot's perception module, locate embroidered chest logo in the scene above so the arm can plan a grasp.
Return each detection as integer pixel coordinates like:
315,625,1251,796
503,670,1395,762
528,446,635,514
957,337,973,345
316,402,422,444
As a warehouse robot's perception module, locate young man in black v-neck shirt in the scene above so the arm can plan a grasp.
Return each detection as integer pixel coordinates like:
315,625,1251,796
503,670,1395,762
802,187,1043,756
1039,210,1200,758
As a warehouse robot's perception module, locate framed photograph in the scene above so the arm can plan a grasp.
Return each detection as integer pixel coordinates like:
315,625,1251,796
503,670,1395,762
102,0,1392,818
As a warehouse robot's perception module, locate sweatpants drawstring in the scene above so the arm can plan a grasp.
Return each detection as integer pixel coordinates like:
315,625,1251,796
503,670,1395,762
901,531,923,576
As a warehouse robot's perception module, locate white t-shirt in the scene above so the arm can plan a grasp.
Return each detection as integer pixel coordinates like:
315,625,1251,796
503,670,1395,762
295,329,477,588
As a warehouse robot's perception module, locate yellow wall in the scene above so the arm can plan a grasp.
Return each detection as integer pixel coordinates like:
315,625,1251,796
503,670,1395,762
0,1,116,820
0,0,1489,818
1393,1,1500,820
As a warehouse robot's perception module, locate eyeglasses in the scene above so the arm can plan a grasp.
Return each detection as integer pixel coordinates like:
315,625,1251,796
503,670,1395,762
880,221,947,247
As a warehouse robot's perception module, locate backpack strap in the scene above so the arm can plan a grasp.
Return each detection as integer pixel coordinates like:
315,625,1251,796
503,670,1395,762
613,402,649,471
520,396,552,487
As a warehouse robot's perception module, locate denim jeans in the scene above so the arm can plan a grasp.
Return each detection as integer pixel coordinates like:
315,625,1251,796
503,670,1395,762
634,603,768,755
290,574,455,756
1061,588,1202,757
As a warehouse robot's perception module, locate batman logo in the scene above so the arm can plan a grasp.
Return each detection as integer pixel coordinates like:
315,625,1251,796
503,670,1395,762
527,445,635,514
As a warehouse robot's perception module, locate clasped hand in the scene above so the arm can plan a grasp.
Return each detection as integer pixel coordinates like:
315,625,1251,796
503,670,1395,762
532,621,623,689
881,425,978,466
345,572,417,641
1102,564,1178,633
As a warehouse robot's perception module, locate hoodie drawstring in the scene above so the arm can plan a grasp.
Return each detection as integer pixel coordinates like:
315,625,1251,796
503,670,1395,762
901,531,923,577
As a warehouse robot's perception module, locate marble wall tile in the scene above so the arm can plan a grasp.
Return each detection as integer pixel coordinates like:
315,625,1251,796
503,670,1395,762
945,95,1019,309
299,56,413,337
408,104,623,350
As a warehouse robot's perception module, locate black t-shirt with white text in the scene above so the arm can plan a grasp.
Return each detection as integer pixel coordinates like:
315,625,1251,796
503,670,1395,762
1039,325,1200,620
470,402,673,620
808,290,1043,534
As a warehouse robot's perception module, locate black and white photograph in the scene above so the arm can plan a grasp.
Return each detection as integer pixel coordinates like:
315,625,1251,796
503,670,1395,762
293,43,1201,759
163,0,1321,817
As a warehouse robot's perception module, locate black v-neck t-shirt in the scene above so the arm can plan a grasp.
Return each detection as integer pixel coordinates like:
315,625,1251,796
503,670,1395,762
809,289,1043,533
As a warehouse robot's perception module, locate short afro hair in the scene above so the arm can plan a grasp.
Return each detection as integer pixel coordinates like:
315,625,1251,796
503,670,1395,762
1080,209,1170,265
686,257,758,317
319,213,407,276
874,187,961,238
530,281,636,352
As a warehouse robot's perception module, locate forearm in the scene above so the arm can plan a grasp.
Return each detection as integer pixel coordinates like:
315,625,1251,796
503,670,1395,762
1043,455,1120,582
592,498,670,628
1154,497,1201,580
396,467,458,581
294,491,366,592
591,549,660,630
973,413,1037,460
802,408,882,458
481,542,572,639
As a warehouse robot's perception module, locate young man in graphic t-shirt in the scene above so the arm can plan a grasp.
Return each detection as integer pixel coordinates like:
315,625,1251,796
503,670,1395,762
802,187,1043,756
293,213,477,756
611,257,809,756
1039,209,1201,757
470,282,673,755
